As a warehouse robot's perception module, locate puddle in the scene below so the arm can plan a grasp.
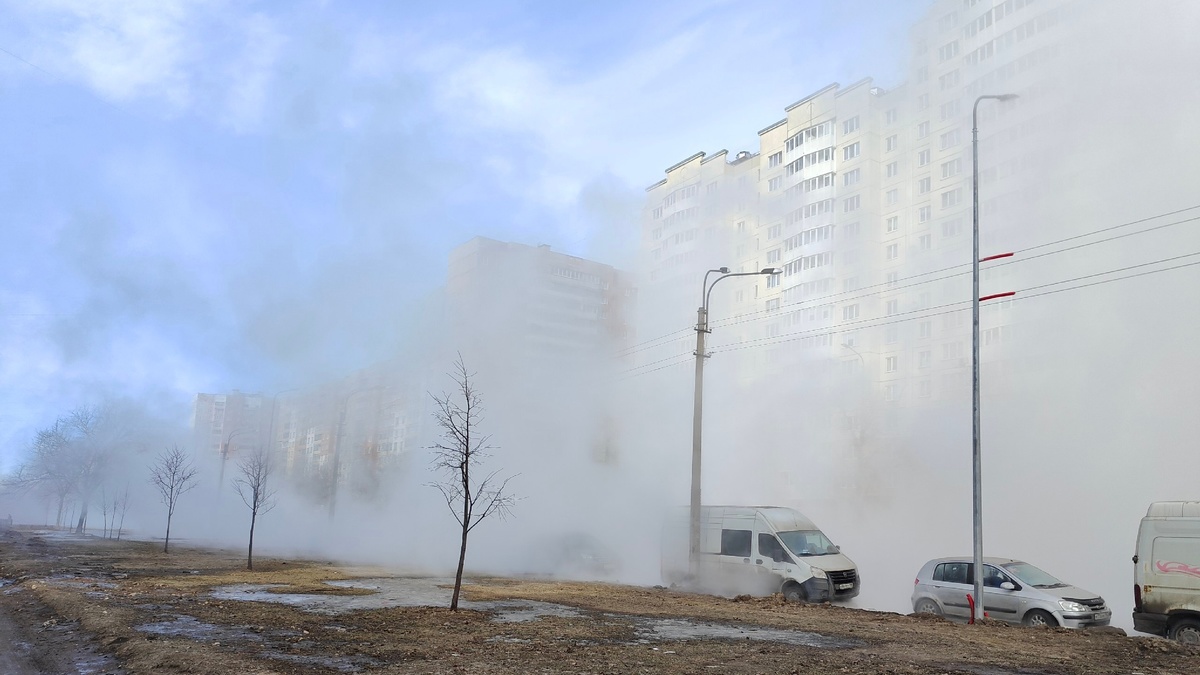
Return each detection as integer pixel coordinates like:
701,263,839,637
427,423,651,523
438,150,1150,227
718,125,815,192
208,577,856,650
268,652,382,673
136,615,267,642
635,618,862,649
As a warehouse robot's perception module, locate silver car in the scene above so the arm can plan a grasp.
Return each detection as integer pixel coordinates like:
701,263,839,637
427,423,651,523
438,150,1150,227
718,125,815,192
911,557,1111,628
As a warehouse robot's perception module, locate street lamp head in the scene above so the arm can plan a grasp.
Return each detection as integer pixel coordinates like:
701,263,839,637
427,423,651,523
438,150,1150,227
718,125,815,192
718,266,730,273
760,267,782,275
997,93,1019,102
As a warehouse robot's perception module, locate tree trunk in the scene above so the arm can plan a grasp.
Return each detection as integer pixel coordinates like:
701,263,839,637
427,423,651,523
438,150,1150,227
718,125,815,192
56,495,65,528
75,504,88,534
450,521,469,610
247,511,257,570
164,511,172,553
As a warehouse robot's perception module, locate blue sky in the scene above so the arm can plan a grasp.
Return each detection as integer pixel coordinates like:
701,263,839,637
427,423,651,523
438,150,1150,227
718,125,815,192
0,0,927,470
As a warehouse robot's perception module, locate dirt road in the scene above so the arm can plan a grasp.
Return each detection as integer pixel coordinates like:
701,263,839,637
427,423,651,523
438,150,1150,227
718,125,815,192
0,528,1194,674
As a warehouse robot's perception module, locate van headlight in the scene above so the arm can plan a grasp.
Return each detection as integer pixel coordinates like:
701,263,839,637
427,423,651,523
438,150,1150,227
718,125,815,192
810,568,827,579
1059,600,1088,613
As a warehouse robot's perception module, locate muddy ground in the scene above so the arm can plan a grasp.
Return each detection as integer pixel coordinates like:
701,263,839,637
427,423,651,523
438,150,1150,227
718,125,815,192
0,528,1194,674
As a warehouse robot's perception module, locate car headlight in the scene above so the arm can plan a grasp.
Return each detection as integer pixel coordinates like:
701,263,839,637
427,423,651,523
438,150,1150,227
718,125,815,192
1059,600,1088,613
810,567,827,579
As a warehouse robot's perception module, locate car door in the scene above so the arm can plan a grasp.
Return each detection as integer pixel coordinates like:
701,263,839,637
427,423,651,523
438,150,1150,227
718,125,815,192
756,532,794,593
931,562,974,619
980,564,1022,623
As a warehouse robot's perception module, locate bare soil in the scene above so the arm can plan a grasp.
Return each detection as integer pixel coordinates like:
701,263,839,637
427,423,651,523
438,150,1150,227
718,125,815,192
0,528,1194,674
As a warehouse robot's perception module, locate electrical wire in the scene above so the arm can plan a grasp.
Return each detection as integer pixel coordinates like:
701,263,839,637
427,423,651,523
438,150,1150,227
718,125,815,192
705,207,1200,331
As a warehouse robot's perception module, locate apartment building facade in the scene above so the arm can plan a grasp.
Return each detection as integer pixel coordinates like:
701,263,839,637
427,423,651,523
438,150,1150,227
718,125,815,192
637,0,1066,498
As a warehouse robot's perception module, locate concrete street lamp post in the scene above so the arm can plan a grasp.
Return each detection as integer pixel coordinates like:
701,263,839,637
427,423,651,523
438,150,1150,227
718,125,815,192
970,92,1018,622
689,266,782,575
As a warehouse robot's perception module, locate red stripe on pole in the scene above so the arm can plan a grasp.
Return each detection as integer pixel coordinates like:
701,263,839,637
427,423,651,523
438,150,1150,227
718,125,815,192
979,252,1014,262
979,291,1016,302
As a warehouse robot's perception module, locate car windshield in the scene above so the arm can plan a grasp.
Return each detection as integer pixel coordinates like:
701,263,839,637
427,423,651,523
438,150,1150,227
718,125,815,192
1001,562,1067,588
777,530,838,557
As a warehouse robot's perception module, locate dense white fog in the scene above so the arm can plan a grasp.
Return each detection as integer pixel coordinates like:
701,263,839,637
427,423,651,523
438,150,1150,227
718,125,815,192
2,0,1198,636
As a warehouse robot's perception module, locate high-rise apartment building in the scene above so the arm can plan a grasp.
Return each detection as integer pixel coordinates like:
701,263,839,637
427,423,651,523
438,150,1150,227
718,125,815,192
637,0,1066,497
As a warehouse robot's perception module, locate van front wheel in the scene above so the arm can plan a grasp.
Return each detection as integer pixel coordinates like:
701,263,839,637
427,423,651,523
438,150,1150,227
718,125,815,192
1169,618,1200,645
783,583,806,603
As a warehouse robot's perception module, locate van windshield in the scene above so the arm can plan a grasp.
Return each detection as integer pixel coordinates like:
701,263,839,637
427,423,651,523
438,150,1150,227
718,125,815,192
777,530,838,557
1001,562,1066,588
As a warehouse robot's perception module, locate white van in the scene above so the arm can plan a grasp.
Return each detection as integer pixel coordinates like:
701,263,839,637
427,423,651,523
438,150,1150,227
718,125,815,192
1133,501,1200,644
661,505,859,602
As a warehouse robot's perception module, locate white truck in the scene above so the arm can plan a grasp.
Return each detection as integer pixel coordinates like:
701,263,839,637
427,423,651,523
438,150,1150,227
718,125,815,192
1133,501,1200,644
661,505,859,602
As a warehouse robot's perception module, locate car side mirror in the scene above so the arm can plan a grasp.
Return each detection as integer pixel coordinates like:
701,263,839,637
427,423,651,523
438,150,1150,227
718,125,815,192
1000,581,1016,591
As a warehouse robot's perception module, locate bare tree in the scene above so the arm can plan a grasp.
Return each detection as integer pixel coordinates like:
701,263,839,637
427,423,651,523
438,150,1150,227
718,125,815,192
150,446,199,553
428,356,517,610
113,485,130,540
233,448,277,570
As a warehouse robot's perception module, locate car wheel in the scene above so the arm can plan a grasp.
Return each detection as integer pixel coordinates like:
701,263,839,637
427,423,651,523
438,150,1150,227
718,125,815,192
1169,618,1200,645
1023,609,1058,628
783,583,806,603
914,599,942,616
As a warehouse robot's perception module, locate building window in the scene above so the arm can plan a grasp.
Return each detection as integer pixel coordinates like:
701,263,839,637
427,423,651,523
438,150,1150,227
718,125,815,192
768,224,782,239
843,221,861,237
767,249,781,263
941,188,963,208
887,271,899,286
940,128,962,150
940,100,961,121
919,320,932,338
844,276,860,291
844,195,861,212
843,168,861,186
885,355,898,372
737,221,746,233
885,325,899,344
918,205,932,223
938,69,960,91
886,161,899,178
886,108,898,124
766,274,780,288
942,218,964,237
843,142,861,160
938,40,960,62
919,379,932,398
886,299,899,316
919,233,932,250
918,177,931,194
918,149,931,166
843,304,860,320
886,243,899,260
885,135,898,152
886,216,899,232
917,121,931,138
941,158,962,179
843,116,860,134
918,93,930,109
768,176,783,192
917,67,929,83
885,383,900,401
886,189,899,205
768,151,783,168
919,350,932,368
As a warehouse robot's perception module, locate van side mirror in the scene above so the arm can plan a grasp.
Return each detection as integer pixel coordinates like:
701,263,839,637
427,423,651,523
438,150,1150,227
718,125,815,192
1132,554,1139,564
1000,581,1016,591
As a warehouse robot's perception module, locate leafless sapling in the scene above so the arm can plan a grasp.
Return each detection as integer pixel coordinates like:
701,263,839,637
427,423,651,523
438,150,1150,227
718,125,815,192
428,356,517,610
114,484,130,541
150,446,199,552
233,448,277,570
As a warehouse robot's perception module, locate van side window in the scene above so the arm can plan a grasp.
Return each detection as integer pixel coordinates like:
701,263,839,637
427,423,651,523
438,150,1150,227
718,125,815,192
935,562,972,584
758,534,792,564
720,529,752,557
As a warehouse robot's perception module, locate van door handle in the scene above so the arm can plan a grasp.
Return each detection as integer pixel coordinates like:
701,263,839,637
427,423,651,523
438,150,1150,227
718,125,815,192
756,559,764,565
743,558,750,563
